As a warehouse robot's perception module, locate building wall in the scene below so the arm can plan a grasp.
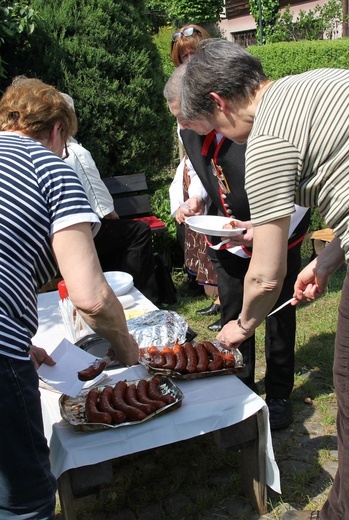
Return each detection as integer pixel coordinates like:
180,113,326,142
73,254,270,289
219,0,342,41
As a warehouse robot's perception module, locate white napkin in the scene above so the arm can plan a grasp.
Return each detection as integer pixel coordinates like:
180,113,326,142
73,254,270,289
37,339,106,397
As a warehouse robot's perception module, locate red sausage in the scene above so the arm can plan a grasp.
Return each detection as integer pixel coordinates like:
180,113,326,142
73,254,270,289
193,342,209,372
136,379,167,410
223,351,236,368
148,349,166,368
125,383,155,415
85,388,112,424
78,360,108,381
173,342,187,373
203,341,224,371
148,376,175,405
98,386,126,424
183,342,198,373
112,381,147,421
161,347,176,370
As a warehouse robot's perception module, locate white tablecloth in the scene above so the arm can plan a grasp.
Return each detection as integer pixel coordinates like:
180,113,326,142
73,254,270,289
33,287,281,493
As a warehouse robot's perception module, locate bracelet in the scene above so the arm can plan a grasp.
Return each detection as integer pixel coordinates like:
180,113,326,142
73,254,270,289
237,313,252,333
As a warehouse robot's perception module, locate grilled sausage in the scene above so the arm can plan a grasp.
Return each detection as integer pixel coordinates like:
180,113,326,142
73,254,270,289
160,347,176,370
223,351,236,368
173,341,187,373
203,341,224,371
148,376,175,405
136,379,167,410
125,383,155,415
183,342,198,374
112,381,147,421
85,388,112,424
78,360,108,381
193,342,210,372
98,386,126,424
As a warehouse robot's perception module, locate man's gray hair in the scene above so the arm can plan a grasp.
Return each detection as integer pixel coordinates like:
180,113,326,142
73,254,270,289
163,63,187,103
180,39,268,120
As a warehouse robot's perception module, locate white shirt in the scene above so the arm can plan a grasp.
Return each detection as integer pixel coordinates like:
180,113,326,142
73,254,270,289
65,138,114,219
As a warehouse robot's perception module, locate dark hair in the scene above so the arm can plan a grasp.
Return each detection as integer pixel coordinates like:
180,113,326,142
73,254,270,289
180,39,268,120
0,77,77,141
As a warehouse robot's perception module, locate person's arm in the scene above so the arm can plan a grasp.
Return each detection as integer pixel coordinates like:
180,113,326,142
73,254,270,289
293,236,345,302
51,222,138,366
217,217,290,348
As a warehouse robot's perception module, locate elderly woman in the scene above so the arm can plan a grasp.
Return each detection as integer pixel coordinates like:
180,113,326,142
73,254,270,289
0,77,138,518
179,39,349,520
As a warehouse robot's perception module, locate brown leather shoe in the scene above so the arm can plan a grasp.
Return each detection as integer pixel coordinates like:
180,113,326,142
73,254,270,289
282,511,320,520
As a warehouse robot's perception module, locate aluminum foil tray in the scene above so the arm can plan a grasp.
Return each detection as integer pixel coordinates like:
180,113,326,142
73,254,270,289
127,310,188,348
139,342,244,380
59,376,184,432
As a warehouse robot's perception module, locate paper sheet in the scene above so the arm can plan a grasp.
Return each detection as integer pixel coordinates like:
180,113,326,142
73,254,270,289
37,339,106,397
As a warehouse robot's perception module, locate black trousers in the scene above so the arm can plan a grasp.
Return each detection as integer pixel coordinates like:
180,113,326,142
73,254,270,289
211,241,303,398
94,218,158,304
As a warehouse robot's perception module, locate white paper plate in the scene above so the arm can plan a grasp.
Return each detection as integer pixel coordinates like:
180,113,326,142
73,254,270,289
185,216,246,237
103,271,134,296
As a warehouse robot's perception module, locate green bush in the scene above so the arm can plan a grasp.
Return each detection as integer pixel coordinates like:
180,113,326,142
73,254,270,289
248,38,349,79
0,0,174,179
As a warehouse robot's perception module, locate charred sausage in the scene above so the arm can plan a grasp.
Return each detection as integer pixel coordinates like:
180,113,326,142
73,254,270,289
161,347,176,370
183,342,198,374
85,388,112,424
136,379,167,410
203,341,224,371
173,340,187,373
78,360,108,381
125,383,155,415
98,386,126,424
112,381,147,421
148,376,175,405
193,342,210,372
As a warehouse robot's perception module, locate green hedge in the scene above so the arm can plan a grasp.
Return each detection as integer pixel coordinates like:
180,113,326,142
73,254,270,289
0,0,174,180
248,38,349,79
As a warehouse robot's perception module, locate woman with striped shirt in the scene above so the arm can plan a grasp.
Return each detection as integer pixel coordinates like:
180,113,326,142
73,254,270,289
179,39,349,520
0,77,138,519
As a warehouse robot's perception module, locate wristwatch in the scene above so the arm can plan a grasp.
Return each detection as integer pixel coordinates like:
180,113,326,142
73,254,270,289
237,313,251,333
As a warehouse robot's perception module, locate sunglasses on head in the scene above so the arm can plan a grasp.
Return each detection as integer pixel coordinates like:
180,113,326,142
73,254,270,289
171,27,202,42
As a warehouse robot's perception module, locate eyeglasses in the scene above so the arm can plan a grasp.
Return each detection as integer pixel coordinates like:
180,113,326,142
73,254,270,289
61,143,69,160
171,27,201,42
211,160,230,194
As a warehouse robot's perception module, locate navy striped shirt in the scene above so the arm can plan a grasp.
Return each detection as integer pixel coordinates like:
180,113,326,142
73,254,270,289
0,133,100,359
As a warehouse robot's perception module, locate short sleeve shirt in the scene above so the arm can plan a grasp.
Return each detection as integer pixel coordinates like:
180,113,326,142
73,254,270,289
0,133,100,359
245,68,349,261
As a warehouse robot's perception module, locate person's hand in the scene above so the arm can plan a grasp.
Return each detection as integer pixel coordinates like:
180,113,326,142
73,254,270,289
216,320,254,350
175,196,205,224
104,210,119,219
107,334,139,366
29,345,56,370
222,220,253,247
292,259,328,303
186,196,205,214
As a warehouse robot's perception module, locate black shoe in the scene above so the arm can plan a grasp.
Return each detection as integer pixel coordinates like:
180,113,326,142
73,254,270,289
196,303,221,316
207,318,222,332
266,398,293,430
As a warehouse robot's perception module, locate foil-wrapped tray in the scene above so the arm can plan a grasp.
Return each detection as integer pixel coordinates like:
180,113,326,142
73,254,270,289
59,376,184,432
127,310,188,348
139,342,244,380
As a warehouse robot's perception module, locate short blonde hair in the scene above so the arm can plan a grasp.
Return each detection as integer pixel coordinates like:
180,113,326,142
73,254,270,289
0,77,77,142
